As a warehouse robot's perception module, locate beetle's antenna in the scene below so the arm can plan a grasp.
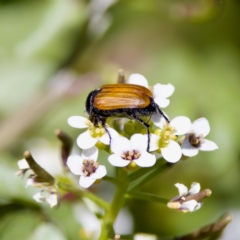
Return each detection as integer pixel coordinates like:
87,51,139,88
146,116,152,124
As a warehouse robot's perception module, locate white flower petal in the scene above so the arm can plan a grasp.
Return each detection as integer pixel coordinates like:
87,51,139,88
151,112,169,128
100,127,119,145
180,200,199,212
67,155,83,175
91,165,107,179
130,134,148,152
77,130,98,149
189,182,201,195
171,116,191,135
33,192,45,203
46,193,58,208
134,152,156,167
148,134,160,152
175,183,188,196
153,83,175,99
68,116,88,129
154,97,170,108
26,178,35,187
80,176,96,188
161,140,182,163
82,146,98,162
111,136,132,155
99,132,110,145
192,118,210,137
199,139,218,151
18,159,29,169
181,137,199,157
108,154,130,167
128,74,149,88
193,202,203,212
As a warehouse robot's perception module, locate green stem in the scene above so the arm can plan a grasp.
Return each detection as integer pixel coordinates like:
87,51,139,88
129,162,172,192
128,159,163,182
58,182,110,211
99,168,129,240
125,192,168,204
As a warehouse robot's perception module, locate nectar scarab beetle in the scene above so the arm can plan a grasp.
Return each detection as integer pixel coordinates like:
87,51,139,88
85,83,170,151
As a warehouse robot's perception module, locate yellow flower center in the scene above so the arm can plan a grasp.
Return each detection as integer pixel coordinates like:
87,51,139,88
154,124,177,148
86,120,106,138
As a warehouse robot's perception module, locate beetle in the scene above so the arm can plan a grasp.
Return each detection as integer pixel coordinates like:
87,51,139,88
85,83,170,151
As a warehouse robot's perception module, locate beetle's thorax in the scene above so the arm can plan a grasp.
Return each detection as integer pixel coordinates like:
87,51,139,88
85,89,101,115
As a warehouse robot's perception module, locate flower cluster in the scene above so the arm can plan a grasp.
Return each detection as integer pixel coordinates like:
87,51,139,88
16,72,218,217
66,73,218,188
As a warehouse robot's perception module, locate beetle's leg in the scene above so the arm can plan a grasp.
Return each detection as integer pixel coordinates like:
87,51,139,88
157,106,170,123
127,114,150,152
146,116,152,124
104,124,112,145
99,118,112,146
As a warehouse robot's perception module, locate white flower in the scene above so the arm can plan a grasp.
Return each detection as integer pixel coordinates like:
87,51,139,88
167,182,203,213
67,146,107,188
108,134,156,168
128,73,174,108
33,187,58,208
68,116,118,149
149,116,191,163
181,118,218,157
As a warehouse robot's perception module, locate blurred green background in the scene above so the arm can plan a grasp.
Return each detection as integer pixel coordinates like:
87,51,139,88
0,0,240,239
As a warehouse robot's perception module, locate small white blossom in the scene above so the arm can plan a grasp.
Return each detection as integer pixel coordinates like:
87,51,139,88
68,116,118,149
167,182,203,213
108,134,156,168
128,74,149,88
67,146,107,188
33,187,58,208
149,115,191,163
181,117,218,157
128,73,174,108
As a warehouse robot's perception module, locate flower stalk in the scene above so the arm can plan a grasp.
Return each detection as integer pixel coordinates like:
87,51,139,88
99,168,129,240
58,182,110,211
23,151,55,185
